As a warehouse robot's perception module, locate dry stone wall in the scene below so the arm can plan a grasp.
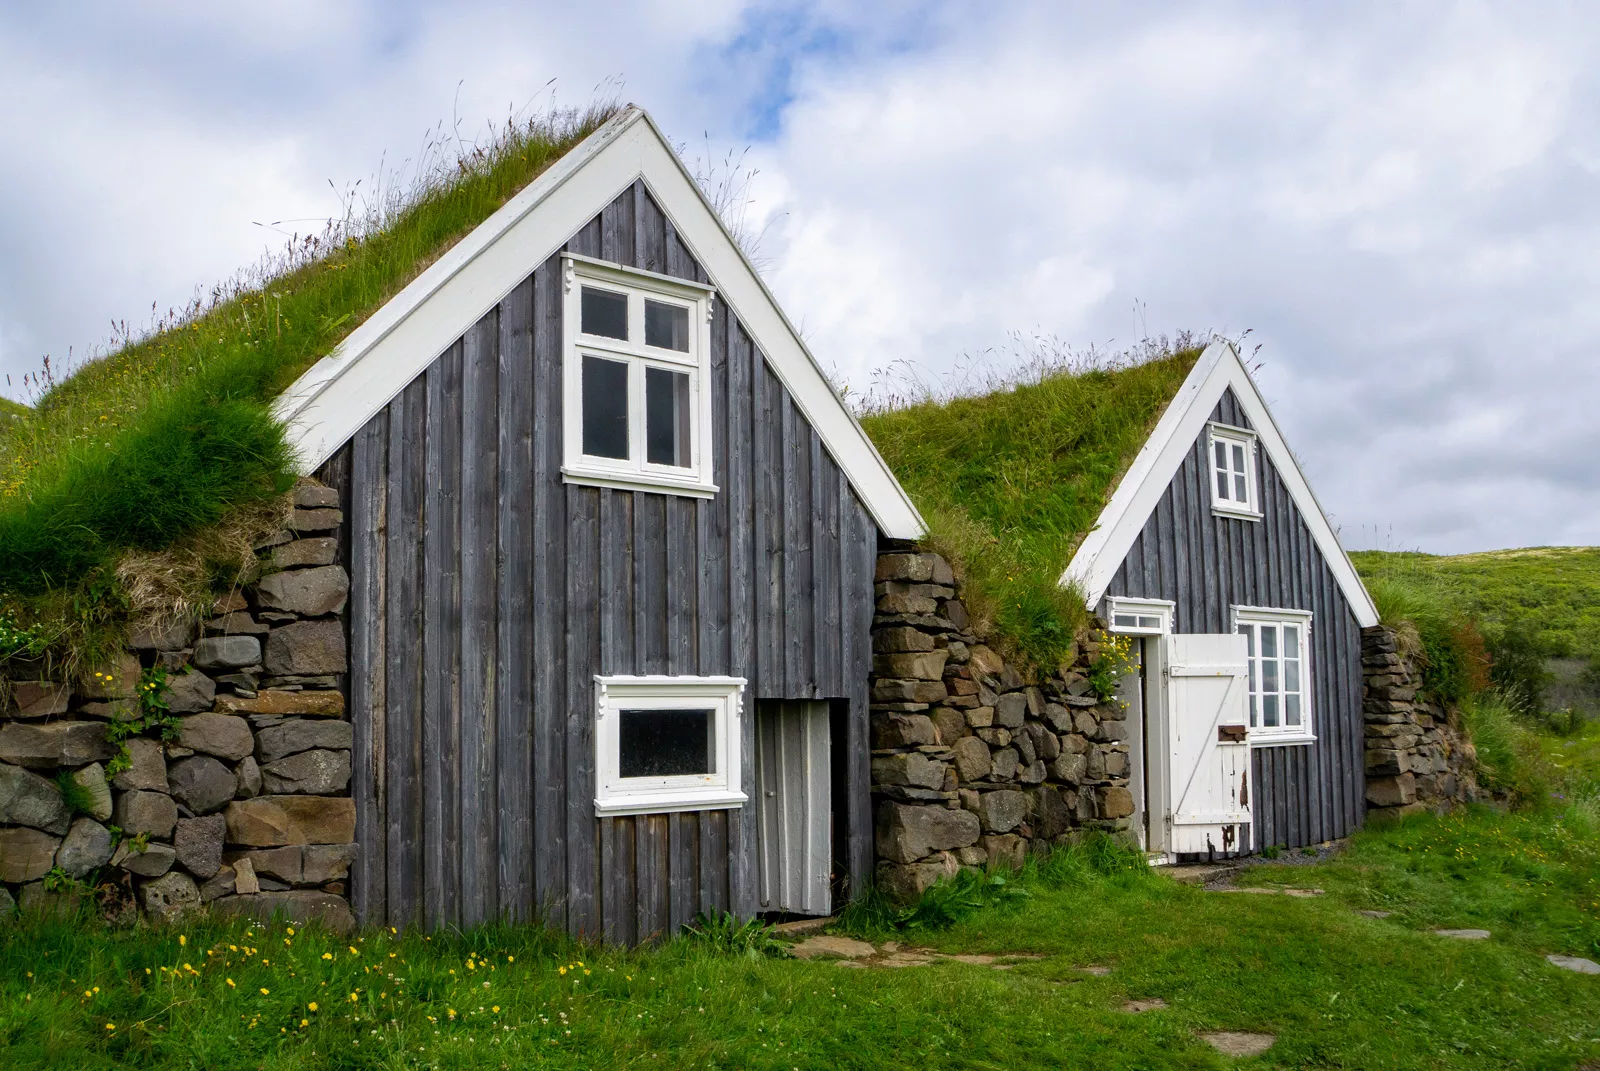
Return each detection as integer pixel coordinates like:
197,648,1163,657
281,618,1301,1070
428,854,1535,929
869,549,1135,902
1362,625,1478,817
0,481,355,930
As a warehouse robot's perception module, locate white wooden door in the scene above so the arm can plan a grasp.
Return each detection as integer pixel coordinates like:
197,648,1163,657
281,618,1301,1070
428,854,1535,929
1167,634,1252,855
754,701,832,915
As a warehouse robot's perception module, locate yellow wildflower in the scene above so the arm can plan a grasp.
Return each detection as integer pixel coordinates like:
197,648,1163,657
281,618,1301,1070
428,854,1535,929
308,1002,318,1012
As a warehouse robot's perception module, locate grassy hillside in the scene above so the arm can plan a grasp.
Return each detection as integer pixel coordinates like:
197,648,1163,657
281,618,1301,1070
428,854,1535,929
0,104,615,600
860,343,1201,669
1351,547,1600,661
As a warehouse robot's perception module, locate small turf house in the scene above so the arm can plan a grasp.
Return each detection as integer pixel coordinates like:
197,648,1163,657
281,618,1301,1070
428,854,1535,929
274,106,924,937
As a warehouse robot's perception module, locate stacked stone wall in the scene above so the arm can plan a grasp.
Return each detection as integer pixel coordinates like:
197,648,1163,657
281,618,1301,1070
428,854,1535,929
1362,625,1477,816
0,481,355,930
869,549,1134,901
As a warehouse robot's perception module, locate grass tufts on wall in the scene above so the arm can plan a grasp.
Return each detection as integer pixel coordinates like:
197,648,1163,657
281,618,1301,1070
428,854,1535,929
859,336,1204,671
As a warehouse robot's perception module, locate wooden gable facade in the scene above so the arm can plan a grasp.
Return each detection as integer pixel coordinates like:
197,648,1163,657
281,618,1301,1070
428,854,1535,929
1103,386,1366,851
312,181,880,940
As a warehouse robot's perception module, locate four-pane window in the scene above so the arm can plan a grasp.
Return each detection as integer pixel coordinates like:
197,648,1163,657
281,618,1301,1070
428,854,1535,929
1234,610,1312,742
563,257,716,497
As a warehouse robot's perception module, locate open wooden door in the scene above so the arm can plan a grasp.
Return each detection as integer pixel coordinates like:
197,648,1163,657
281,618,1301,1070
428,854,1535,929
1167,634,1251,856
754,700,832,915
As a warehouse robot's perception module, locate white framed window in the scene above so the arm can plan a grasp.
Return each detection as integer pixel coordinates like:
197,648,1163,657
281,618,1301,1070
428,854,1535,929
562,254,718,498
1208,423,1260,519
1232,606,1314,745
593,675,747,816
1105,596,1175,635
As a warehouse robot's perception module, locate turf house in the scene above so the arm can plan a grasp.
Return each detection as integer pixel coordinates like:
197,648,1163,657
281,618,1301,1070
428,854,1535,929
1,105,1459,940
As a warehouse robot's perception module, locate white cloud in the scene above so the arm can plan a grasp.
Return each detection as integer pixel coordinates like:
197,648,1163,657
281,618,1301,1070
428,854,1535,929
1,1,1595,553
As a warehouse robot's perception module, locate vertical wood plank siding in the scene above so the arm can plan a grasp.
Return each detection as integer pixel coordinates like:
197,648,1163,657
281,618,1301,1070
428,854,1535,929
1105,388,1365,850
332,181,876,937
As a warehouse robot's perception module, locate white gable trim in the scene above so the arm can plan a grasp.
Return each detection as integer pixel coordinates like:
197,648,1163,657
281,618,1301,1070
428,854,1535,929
272,106,925,540
1060,341,1378,627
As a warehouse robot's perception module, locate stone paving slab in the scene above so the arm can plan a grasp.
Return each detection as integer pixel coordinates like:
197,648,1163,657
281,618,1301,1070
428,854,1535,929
1200,1031,1276,1057
1433,928,1491,940
1546,954,1600,974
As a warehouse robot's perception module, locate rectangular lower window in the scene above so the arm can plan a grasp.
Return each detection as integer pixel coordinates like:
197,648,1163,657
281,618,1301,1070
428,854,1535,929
594,676,747,816
618,708,713,777
1234,607,1312,743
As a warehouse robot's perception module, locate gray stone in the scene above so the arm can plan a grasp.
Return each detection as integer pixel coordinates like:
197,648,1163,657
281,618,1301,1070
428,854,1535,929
76,699,138,722
114,789,178,839
235,756,263,798
994,693,1027,728
140,871,200,920
982,833,1026,871
231,845,303,884
965,706,994,728
870,752,946,791
291,507,343,532
204,611,270,636
979,790,1028,833
1030,785,1075,839
18,881,84,919
218,690,345,717
177,713,254,761
1104,750,1129,778
1042,703,1073,732
303,843,355,884
0,884,13,919
57,817,114,877
1200,1033,1276,1058
174,815,227,878
990,748,1019,781
875,801,981,863
1096,720,1129,743
194,635,262,669
264,620,347,676
6,680,71,718
870,713,937,749
1052,753,1088,784
69,762,114,821
929,707,968,746
113,738,168,791
112,839,177,877
1433,928,1491,940
164,670,217,714
199,864,236,901
1018,759,1047,785
876,553,936,583
271,537,338,569
950,736,992,781
232,855,260,894
1014,729,1037,766
209,889,355,934
1366,772,1417,807
293,481,340,509
261,749,351,795
1086,748,1107,782
169,756,237,815
224,795,357,846
0,826,59,882
876,856,959,902
0,720,112,768
0,762,70,832
256,565,350,617
1545,953,1600,974
873,626,935,653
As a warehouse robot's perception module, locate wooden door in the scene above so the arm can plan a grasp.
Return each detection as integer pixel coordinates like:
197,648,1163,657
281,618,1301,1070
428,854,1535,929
1167,634,1252,855
754,700,832,916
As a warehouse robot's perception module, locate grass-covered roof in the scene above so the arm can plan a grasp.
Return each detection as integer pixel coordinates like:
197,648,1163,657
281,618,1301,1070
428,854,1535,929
0,104,616,669
860,340,1203,669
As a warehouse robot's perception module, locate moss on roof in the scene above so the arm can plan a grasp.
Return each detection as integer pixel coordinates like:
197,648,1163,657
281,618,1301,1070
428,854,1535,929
0,104,616,603
860,343,1203,669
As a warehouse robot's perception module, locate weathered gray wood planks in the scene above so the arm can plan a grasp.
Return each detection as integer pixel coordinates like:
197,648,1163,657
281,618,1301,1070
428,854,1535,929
333,181,877,937
1106,388,1365,852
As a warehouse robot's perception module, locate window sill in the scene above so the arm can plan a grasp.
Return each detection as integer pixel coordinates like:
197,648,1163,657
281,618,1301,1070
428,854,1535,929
1212,504,1263,522
562,466,719,499
594,790,747,817
1249,733,1316,747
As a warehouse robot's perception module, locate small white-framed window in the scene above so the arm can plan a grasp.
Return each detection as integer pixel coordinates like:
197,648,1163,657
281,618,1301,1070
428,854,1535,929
562,254,718,498
593,675,747,816
1208,424,1260,518
1105,596,1175,635
1232,606,1313,745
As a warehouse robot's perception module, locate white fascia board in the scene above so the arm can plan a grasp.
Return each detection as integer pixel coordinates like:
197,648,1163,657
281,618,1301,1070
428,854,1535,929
272,106,925,541
1060,340,1378,628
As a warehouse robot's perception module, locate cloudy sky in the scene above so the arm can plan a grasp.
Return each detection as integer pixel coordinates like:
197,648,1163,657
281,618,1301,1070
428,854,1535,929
1,2,1595,554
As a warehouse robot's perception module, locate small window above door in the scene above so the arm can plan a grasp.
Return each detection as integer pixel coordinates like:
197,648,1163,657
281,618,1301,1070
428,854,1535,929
1105,596,1174,635
562,254,718,498
1207,423,1261,520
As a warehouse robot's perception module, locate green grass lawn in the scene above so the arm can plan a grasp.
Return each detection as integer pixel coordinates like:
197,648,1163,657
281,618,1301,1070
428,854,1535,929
5,794,1597,1071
